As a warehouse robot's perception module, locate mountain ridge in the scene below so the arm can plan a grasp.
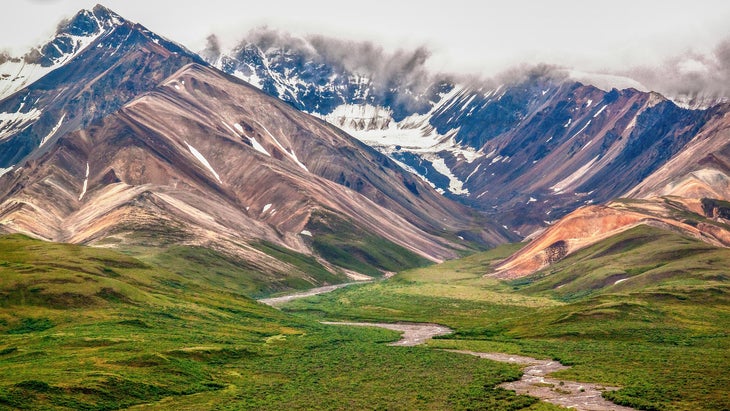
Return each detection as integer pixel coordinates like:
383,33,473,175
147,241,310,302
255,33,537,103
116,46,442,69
0,10,509,290
0,5,207,170
204,32,715,233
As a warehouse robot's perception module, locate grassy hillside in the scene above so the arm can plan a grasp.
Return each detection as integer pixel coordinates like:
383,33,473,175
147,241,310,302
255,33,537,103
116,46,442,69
306,210,434,277
283,226,730,411
0,234,557,410
121,210,437,297
510,224,729,300
139,242,347,298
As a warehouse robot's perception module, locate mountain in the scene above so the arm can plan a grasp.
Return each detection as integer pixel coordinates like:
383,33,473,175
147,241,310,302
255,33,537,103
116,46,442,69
0,5,206,169
204,31,715,234
626,102,730,200
0,6,120,101
0,7,508,293
493,104,730,278
492,198,730,278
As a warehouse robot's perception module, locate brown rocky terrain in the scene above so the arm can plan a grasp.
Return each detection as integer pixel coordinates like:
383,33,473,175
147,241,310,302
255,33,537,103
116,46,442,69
492,101,730,279
0,63,508,281
626,103,730,200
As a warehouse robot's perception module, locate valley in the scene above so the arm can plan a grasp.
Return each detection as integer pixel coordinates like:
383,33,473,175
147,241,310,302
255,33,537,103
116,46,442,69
0,4,729,411
2,226,727,410
281,230,730,410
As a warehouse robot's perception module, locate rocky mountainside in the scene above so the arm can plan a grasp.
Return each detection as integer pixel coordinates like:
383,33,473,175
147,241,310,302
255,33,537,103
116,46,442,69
0,5,206,169
492,198,730,278
0,7,509,291
626,103,730,200
493,104,730,279
0,6,120,101
205,31,716,234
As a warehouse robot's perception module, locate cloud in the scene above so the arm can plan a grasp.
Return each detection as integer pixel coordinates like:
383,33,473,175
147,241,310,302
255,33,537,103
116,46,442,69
493,63,569,86
219,26,730,110
232,27,448,113
625,38,730,105
0,50,10,64
200,34,222,63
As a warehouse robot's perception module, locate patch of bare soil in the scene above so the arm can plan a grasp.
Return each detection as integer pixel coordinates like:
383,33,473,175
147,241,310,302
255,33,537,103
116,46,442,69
320,322,452,346
258,282,367,306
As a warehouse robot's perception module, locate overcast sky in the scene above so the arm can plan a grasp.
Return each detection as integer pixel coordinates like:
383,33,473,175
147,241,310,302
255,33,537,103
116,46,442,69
4,0,730,79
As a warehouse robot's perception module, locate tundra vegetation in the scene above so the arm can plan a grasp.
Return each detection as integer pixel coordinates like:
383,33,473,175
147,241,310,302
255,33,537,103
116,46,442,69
1,226,729,410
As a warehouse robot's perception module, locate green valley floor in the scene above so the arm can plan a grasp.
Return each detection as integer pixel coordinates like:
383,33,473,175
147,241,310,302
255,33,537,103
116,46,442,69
1,227,729,410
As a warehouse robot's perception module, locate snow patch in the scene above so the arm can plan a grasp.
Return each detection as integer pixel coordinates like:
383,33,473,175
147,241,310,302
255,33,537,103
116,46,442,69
255,120,308,172
221,121,237,135
0,14,116,101
593,104,608,118
79,162,89,201
465,164,482,183
0,108,42,140
0,166,14,178
570,120,591,139
185,141,222,184
262,203,272,213
321,86,465,153
248,136,270,156
300,230,312,237
229,122,271,156
614,278,628,285
431,157,469,195
39,114,65,147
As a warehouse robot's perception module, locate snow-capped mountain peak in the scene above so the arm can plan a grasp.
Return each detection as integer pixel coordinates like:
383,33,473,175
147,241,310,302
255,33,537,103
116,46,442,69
0,5,206,168
0,5,124,102
204,31,715,234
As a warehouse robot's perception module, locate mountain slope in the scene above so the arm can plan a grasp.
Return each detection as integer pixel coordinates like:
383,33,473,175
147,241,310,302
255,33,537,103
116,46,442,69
0,6,120,101
0,5,206,169
492,199,730,278
0,7,516,292
204,32,714,233
0,60,506,291
626,103,730,200
493,100,730,279
505,224,730,301
0,233,305,409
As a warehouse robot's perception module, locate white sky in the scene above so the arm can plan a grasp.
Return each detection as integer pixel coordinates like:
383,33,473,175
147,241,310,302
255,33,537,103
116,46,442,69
3,0,730,77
